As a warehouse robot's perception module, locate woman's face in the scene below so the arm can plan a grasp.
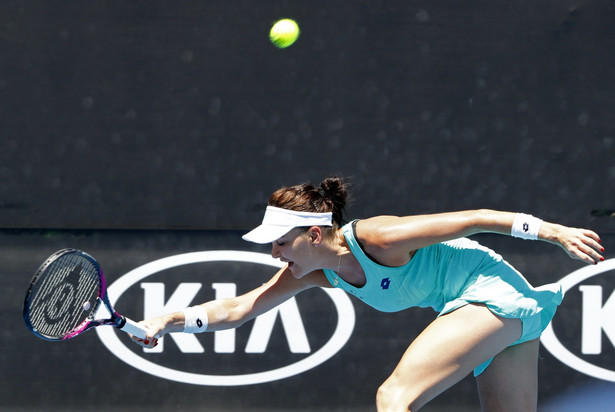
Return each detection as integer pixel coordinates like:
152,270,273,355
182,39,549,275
270,227,318,278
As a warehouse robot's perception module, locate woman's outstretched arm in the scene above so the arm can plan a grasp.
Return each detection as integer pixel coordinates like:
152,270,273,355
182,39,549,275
356,210,604,266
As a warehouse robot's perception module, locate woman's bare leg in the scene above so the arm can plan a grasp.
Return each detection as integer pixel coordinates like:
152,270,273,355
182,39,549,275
376,304,522,412
476,338,540,412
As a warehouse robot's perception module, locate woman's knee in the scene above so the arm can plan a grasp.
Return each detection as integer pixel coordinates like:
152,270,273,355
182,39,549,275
376,378,419,412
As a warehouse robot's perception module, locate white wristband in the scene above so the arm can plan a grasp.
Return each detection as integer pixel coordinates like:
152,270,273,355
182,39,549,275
183,306,209,333
511,213,542,240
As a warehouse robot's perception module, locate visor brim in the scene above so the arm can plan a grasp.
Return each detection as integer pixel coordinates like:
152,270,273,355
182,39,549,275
241,224,295,244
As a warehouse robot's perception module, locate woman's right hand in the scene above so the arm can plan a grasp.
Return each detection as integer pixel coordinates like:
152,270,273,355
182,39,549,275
129,316,171,349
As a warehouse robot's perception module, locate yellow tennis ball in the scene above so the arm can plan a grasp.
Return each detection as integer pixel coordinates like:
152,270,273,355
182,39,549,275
269,18,300,49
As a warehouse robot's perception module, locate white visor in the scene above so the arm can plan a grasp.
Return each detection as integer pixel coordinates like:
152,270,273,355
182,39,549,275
242,206,333,244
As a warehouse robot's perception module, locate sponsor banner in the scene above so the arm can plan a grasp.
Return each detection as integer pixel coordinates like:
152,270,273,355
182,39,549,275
542,258,615,381
96,250,356,386
1,230,613,410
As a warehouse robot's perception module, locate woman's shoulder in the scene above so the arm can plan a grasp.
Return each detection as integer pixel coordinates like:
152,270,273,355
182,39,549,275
353,216,416,267
354,215,403,245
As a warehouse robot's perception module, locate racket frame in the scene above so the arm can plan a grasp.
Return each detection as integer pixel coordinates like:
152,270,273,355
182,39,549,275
23,248,147,340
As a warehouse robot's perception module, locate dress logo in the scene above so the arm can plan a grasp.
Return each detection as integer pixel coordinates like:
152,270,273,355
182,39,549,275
380,277,391,290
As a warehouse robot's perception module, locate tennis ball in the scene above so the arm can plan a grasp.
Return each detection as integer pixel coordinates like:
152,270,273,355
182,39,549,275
269,18,300,49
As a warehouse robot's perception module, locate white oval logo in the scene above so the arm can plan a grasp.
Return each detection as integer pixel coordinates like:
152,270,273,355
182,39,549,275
541,258,615,381
96,250,356,385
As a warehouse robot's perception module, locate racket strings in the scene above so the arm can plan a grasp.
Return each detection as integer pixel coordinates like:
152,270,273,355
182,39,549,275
27,253,101,339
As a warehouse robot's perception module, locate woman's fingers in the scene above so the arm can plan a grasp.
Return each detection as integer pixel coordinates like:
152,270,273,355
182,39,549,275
128,321,161,348
568,229,604,264
130,335,159,348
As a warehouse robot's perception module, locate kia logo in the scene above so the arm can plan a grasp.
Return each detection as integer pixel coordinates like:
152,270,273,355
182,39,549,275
96,251,356,385
541,258,615,381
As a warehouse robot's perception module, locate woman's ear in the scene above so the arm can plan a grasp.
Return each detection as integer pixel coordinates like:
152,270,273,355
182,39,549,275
307,226,323,246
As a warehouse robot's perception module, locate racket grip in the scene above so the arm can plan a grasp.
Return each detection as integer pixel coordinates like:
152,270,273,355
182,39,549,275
119,316,148,340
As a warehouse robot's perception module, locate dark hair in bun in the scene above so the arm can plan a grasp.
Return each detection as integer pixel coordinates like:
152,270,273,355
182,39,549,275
268,176,350,227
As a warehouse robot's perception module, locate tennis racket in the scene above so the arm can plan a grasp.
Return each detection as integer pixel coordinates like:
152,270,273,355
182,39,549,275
23,248,147,341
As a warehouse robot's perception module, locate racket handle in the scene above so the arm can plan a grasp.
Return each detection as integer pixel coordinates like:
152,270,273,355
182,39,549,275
119,316,148,340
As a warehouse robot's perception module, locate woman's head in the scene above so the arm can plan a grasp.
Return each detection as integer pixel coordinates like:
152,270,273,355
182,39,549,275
268,177,349,227
242,177,350,244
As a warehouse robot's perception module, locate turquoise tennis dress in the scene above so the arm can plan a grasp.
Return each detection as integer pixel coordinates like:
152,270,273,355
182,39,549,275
323,221,563,376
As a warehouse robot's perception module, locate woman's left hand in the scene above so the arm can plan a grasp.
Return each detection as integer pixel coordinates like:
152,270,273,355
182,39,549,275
547,224,604,264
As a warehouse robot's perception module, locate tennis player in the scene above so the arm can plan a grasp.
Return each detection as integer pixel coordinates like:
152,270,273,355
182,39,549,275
133,177,604,412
